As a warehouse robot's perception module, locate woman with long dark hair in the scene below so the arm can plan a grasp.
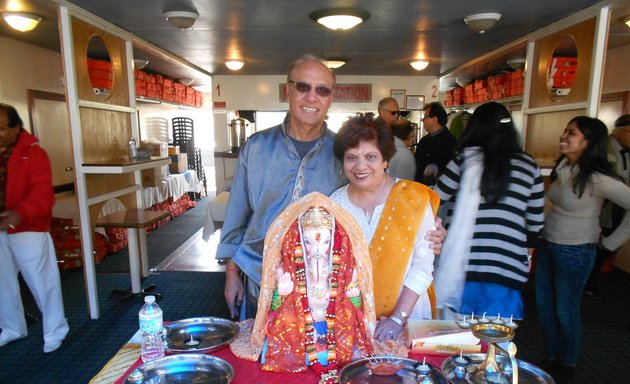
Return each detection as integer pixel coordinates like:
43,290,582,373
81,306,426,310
433,101,545,320
535,116,630,382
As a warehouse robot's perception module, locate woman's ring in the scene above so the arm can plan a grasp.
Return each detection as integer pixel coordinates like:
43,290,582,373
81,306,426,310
386,330,394,336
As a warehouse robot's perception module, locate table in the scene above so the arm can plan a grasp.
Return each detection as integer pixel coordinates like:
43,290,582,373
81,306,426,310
99,341,449,384
202,191,230,241
95,209,170,301
142,170,201,209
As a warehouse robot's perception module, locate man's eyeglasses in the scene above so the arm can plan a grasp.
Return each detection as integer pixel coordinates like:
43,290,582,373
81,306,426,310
288,80,333,97
383,108,400,117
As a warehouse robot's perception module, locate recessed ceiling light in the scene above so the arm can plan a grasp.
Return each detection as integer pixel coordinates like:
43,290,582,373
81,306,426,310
464,13,501,34
323,58,348,69
2,12,42,32
133,59,149,70
409,59,430,71
225,59,245,71
623,15,630,29
309,8,370,31
163,10,199,29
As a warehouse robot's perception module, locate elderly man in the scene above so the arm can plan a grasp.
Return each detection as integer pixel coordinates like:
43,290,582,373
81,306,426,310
0,103,69,353
585,114,630,300
377,97,400,128
219,54,444,320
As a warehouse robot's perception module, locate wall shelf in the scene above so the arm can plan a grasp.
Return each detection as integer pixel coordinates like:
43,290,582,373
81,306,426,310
81,156,170,174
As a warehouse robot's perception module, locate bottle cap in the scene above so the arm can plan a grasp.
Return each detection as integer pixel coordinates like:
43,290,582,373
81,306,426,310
144,295,155,303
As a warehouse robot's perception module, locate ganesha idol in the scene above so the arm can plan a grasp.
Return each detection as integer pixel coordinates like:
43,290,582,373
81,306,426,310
230,192,378,383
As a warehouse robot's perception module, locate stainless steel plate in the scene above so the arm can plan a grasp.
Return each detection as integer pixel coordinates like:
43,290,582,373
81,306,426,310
124,353,234,384
441,353,554,384
339,356,449,384
165,317,239,354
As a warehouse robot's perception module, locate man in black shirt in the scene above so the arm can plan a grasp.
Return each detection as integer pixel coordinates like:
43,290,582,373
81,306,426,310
414,102,457,185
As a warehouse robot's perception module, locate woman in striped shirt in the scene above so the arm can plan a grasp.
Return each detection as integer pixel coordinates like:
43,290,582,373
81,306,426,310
433,102,545,320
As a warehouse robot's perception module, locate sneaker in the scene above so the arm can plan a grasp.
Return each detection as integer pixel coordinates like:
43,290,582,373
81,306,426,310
43,339,63,353
0,332,28,347
584,288,607,300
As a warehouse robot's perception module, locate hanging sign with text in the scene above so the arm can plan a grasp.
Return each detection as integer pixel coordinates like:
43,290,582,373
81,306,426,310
279,83,372,103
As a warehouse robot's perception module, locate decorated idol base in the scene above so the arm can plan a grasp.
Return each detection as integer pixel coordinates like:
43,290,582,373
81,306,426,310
441,322,553,384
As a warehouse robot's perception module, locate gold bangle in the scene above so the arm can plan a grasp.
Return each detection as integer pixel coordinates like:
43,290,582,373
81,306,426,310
8,224,15,229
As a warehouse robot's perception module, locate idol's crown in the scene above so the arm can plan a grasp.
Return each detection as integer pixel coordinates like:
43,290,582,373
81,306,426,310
300,207,334,230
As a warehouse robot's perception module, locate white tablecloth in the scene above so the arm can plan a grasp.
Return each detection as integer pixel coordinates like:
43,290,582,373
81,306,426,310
142,170,200,209
202,191,229,241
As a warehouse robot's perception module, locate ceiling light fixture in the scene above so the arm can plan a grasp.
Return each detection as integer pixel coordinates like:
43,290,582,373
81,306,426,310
623,15,630,29
455,78,472,87
225,59,245,71
133,59,149,70
323,58,348,69
464,12,501,34
507,57,526,70
2,12,42,32
178,78,194,86
309,8,370,31
163,10,199,29
409,59,430,71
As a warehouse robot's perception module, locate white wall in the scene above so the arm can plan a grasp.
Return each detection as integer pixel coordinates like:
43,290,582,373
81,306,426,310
211,74,439,151
0,37,65,132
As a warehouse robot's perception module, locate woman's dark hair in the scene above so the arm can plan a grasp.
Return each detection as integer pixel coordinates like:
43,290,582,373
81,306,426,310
457,101,522,203
333,113,395,162
551,115,619,198
0,103,23,129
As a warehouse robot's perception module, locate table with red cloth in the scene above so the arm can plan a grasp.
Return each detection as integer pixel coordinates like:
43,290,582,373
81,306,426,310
111,346,451,384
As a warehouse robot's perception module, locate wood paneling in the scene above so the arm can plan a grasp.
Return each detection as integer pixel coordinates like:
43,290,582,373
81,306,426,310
71,17,129,106
525,109,586,168
529,18,595,109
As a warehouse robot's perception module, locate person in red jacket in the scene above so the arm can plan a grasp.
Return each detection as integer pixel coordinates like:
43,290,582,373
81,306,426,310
0,103,69,353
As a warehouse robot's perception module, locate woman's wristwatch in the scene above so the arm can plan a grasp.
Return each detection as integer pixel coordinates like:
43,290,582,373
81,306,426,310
390,310,409,327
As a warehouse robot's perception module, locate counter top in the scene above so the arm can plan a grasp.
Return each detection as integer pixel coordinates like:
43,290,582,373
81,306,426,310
81,156,171,174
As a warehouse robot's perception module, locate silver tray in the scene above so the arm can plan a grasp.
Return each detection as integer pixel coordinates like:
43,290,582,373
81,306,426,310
441,353,554,384
124,353,234,384
164,317,239,354
339,356,449,384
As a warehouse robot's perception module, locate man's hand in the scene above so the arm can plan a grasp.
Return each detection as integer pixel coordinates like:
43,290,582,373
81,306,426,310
224,260,244,319
426,216,446,255
0,210,21,231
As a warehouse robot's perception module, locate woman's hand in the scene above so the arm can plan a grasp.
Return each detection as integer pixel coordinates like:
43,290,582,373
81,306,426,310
374,316,404,341
425,216,446,255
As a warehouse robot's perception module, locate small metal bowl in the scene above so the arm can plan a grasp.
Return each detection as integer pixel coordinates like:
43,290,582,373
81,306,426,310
124,353,234,383
164,317,239,354
470,323,514,343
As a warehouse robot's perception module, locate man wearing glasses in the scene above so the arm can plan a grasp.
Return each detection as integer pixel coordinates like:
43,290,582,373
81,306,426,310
220,54,445,320
377,97,400,128
414,102,457,186
219,54,345,320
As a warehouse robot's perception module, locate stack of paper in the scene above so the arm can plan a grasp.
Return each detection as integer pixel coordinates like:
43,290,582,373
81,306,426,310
407,319,481,355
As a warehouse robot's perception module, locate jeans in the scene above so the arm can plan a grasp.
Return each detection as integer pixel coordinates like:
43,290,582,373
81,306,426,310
534,240,596,366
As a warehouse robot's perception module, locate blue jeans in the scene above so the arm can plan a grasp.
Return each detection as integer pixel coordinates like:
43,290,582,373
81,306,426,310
534,240,596,366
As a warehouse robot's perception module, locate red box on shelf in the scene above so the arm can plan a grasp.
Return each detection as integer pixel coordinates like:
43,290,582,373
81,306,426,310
87,58,112,71
90,78,112,89
551,57,578,68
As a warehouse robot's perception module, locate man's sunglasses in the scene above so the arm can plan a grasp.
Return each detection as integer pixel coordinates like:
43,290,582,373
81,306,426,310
383,108,400,117
289,80,333,97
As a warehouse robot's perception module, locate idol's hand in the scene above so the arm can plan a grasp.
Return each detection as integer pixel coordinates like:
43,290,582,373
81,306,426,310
277,272,294,296
426,216,446,255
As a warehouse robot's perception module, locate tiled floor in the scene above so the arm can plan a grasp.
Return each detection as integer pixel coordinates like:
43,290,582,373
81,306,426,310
152,228,225,272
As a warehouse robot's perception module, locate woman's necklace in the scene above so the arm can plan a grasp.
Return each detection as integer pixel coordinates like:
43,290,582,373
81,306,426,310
350,176,393,222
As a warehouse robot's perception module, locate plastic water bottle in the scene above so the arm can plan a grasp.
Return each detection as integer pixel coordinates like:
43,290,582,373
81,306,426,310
139,295,165,362
128,137,138,159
